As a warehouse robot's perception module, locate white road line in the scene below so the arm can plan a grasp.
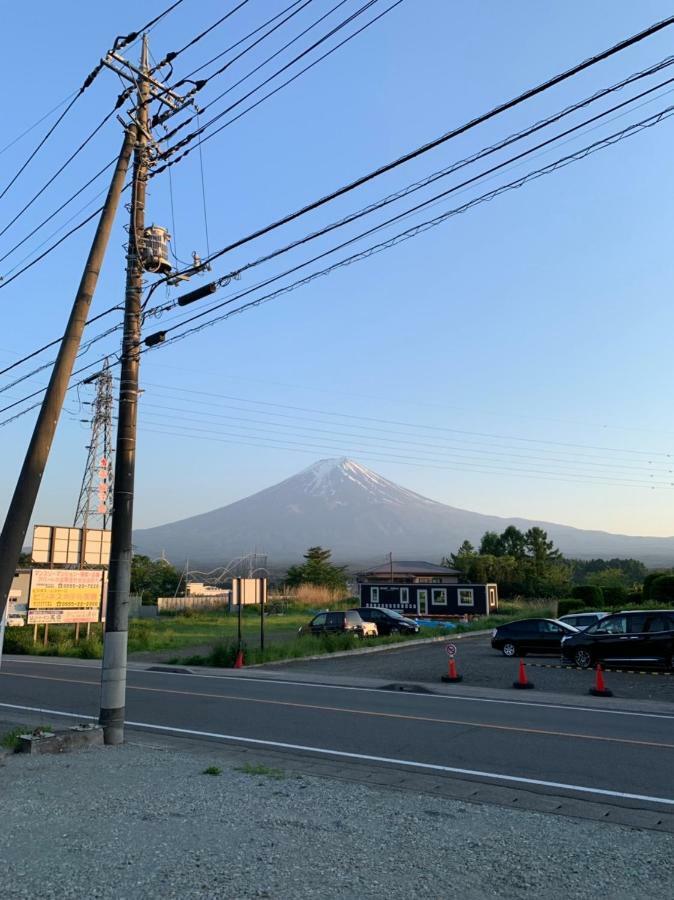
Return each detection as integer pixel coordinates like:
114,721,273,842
2,700,672,807
3,657,674,721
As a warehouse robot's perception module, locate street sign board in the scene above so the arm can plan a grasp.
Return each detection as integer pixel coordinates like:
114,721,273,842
445,642,457,657
31,525,111,566
27,569,103,625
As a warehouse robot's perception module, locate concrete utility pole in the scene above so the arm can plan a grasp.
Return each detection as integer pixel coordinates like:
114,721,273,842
99,36,151,745
0,127,135,626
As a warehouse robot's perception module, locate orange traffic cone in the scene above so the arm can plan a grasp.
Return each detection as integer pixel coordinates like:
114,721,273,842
441,657,463,683
233,649,245,669
513,659,534,689
589,663,613,697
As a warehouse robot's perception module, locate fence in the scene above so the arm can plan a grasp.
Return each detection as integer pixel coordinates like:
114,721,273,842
157,594,231,614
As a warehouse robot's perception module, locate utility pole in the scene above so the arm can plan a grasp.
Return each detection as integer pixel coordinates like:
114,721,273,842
99,36,151,745
0,127,135,626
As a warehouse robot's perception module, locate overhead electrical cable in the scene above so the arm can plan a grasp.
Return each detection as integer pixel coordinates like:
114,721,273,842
157,0,394,152
112,0,187,51
178,68,674,297
173,0,308,81
155,0,252,70
153,12,674,270
133,400,673,475
0,91,79,158
138,382,674,458
152,103,674,347
0,99,128,240
135,424,672,489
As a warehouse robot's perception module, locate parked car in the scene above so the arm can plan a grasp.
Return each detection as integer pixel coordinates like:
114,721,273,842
561,610,674,669
491,618,579,657
354,607,419,636
558,611,608,630
298,610,378,638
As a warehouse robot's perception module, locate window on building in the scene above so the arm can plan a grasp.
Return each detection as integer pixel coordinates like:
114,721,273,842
400,587,409,605
488,587,497,608
432,588,447,605
458,589,474,607
371,587,379,604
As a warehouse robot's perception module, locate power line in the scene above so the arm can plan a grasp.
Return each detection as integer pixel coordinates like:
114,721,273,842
138,381,672,458
133,398,673,475
153,102,674,349
136,424,673,491
153,12,674,275
184,66,674,299
112,0,187,51
157,0,396,154
172,0,309,83
3,96,672,418
155,0,252,69
0,101,126,241
0,91,78,158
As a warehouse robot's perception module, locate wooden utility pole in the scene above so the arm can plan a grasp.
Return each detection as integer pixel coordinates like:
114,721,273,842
99,36,151,746
0,127,135,626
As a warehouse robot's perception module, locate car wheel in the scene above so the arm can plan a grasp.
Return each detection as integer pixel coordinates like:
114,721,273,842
574,648,593,669
502,642,517,657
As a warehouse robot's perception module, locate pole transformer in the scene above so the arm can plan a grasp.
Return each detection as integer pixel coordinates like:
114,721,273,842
99,36,151,745
0,127,134,625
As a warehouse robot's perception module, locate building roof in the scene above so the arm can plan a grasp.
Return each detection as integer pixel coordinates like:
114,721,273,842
358,560,461,577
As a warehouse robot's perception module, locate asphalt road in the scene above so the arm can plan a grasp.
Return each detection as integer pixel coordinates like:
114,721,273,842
2,655,674,816
268,633,674,702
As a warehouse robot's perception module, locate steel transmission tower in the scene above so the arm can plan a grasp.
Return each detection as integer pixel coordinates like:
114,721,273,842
74,362,114,532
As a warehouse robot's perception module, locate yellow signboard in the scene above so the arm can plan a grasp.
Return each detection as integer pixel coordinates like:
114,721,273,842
29,570,103,612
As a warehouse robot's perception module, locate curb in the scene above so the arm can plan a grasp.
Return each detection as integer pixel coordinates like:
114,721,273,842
242,629,491,668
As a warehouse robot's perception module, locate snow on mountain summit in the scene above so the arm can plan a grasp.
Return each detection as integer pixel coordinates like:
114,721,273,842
296,457,432,505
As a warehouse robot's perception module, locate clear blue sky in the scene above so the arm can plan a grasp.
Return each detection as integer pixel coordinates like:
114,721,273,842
1,0,674,543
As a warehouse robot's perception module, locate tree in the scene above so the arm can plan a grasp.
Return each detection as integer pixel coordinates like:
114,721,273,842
524,527,561,562
499,526,526,559
285,546,347,592
643,570,674,600
586,568,631,590
130,555,181,603
479,531,503,556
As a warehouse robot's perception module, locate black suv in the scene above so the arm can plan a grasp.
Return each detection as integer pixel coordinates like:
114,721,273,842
491,618,578,657
353,607,420,636
561,610,674,669
298,610,376,638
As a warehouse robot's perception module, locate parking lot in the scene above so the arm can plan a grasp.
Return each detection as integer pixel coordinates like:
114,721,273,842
267,632,674,703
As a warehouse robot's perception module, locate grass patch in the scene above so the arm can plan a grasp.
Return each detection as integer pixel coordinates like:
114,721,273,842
1,724,52,751
202,766,222,776
235,762,285,779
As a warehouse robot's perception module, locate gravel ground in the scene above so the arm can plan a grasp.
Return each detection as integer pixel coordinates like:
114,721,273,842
266,635,674,703
1,742,673,899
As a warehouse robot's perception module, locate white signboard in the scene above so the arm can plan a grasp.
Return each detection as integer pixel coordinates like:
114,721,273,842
31,525,111,566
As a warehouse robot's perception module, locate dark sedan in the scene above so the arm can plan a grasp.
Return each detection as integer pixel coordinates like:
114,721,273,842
491,618,578,657
354,607,420,636
561,610,674,669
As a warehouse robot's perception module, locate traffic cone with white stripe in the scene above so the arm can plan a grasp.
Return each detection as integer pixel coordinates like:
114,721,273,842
513,659,534,689
589,663,612,697
441,657,463,683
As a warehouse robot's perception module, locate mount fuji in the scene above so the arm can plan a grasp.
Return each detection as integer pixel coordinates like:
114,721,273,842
132,457,674,567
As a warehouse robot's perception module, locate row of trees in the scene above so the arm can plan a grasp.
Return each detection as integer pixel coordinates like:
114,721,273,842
445,526,570,597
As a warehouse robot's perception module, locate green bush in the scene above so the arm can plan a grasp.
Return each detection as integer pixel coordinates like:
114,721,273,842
643,571,673,600
602,585,628,607
650,574,674,603
557,598,587,617
570,585,603,607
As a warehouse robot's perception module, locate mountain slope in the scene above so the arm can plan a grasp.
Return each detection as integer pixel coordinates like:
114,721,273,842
132,458,674,566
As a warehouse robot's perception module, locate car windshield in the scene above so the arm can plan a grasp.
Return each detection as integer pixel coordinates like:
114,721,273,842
384,610,406,619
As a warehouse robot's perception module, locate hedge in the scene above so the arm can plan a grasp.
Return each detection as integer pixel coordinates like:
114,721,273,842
557,598,588,617
650,574,674,603
570,585,603,607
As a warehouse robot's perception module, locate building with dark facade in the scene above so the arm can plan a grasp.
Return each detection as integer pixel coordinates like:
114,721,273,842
357,560,498,617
